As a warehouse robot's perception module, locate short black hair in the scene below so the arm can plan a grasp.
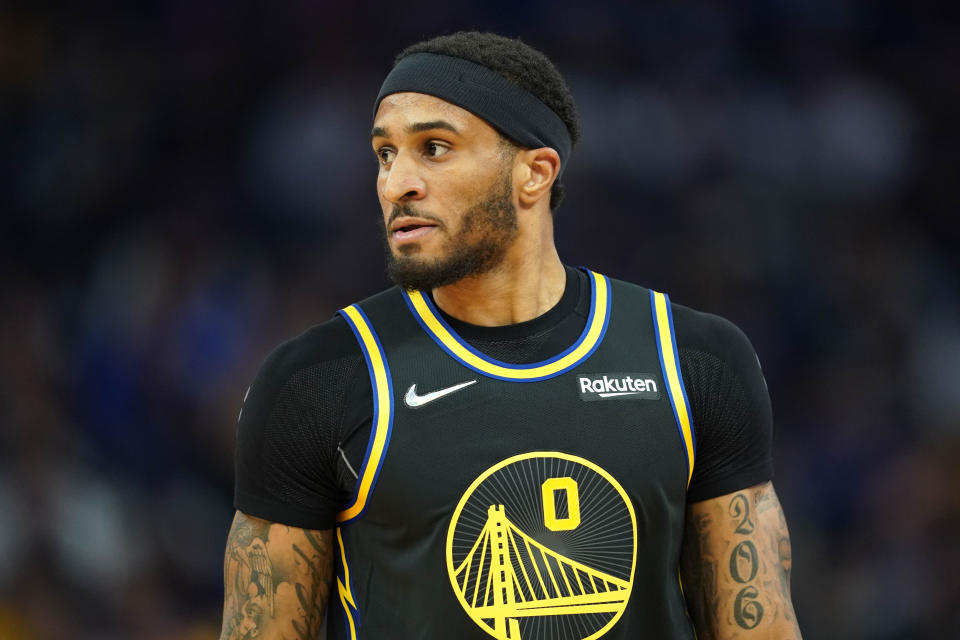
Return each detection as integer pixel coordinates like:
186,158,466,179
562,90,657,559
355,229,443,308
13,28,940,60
396,32,580,212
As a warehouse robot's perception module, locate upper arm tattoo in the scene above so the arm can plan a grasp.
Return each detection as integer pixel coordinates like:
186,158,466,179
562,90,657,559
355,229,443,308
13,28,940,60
220,512,334,640
680,482,801,639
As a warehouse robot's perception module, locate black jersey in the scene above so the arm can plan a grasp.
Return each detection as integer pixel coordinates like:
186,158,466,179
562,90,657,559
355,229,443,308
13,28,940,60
234,267,775,640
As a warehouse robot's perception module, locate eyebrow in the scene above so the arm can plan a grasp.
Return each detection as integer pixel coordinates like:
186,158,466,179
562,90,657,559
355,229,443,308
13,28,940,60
370,120,460,139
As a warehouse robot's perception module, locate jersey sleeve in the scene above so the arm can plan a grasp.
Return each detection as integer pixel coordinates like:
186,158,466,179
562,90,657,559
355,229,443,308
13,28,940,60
672,303,774,503
233,315,368,529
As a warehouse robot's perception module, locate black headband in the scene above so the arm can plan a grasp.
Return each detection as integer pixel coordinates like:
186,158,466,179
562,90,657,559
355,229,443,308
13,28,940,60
375,53,572,175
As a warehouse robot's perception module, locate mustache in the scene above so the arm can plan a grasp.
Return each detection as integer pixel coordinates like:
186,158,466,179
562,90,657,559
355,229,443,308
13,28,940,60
386,204,445,228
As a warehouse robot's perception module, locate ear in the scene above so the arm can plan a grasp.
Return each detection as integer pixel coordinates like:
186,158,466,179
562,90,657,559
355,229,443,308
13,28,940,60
517,147,561,209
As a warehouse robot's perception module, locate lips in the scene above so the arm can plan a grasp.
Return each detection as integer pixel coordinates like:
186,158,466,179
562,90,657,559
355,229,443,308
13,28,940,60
390,218,439,243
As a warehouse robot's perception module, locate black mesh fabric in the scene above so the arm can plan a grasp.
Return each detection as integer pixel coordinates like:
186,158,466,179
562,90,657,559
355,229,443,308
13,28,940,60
680,348,746,456
260,358,356,509
468,326,558,364
234,320,367,529
679,347,772,501
672,304,774,502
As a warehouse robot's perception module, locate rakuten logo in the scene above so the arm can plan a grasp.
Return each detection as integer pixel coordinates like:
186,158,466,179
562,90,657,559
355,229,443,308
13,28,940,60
577,374,660,401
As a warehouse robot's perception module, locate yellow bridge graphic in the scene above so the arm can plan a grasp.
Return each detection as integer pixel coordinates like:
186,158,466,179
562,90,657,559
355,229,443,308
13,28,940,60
453,505,630,640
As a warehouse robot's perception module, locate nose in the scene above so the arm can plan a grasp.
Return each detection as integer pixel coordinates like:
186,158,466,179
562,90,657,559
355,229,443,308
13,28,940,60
380,151,426,204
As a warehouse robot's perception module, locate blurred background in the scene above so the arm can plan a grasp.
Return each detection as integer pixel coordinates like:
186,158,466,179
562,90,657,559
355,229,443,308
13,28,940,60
1,1,958,638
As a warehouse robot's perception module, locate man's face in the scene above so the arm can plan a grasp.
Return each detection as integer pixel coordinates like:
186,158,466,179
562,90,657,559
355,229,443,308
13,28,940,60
372,92,518,291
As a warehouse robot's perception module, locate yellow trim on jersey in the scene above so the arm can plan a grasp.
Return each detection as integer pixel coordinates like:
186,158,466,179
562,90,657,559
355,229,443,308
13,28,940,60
337,305,393,523
336,527,358,639
652,291,695,486
405,270,610,380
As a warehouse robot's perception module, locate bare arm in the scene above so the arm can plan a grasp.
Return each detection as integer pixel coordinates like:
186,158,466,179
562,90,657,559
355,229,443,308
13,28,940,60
679,481,801,639
220,511,333,640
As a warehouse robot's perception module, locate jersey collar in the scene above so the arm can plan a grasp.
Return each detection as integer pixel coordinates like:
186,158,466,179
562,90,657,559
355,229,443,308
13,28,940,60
400,268,611,382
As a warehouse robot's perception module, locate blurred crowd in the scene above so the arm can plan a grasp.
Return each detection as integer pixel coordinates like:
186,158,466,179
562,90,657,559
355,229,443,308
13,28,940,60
1,1,958,638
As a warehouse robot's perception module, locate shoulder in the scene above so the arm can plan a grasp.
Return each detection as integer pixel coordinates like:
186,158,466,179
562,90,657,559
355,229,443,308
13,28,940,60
604,274,759,363
253,281,407,383
667,300,770,421
345,284,407,318
240,280,408,419
235,313,370,470
604,273,650,298
253,314,362,393
670,301,758,364
239,313,369,434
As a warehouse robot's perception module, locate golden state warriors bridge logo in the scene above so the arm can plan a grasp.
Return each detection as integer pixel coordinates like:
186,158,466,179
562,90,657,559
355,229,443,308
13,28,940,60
446,452,637,640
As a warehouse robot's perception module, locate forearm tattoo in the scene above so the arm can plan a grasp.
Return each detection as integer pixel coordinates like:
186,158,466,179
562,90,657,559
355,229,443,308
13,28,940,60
220,513,333,640
680,483,801,639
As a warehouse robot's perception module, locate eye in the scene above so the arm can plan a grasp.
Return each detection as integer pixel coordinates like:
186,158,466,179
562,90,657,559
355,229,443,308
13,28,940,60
376,147,395,165
425,141,450,159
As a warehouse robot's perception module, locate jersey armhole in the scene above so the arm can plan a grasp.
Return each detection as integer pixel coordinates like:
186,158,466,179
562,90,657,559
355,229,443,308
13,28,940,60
335,304,396,524
649,290,696,487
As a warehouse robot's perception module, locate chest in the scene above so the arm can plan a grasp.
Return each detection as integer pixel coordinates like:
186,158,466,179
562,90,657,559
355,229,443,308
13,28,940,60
362,318,689,546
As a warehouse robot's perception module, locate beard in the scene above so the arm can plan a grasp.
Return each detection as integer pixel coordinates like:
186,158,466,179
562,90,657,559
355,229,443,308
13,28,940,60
381,166,518,291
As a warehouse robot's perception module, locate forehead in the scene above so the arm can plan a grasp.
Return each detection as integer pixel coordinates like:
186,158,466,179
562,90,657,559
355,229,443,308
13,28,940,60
373,92,495,137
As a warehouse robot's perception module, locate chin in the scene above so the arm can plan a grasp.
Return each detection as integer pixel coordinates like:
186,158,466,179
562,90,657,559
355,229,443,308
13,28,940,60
395,244,423,257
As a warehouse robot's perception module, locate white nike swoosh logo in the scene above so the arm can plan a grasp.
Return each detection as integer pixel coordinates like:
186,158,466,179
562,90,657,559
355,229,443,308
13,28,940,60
404,380,478,408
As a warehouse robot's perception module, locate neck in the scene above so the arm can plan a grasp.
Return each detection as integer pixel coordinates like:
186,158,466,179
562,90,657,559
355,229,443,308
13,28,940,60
431,242,566,327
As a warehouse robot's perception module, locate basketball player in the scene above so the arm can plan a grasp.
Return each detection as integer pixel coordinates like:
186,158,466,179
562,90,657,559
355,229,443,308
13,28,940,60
220,32,802,640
